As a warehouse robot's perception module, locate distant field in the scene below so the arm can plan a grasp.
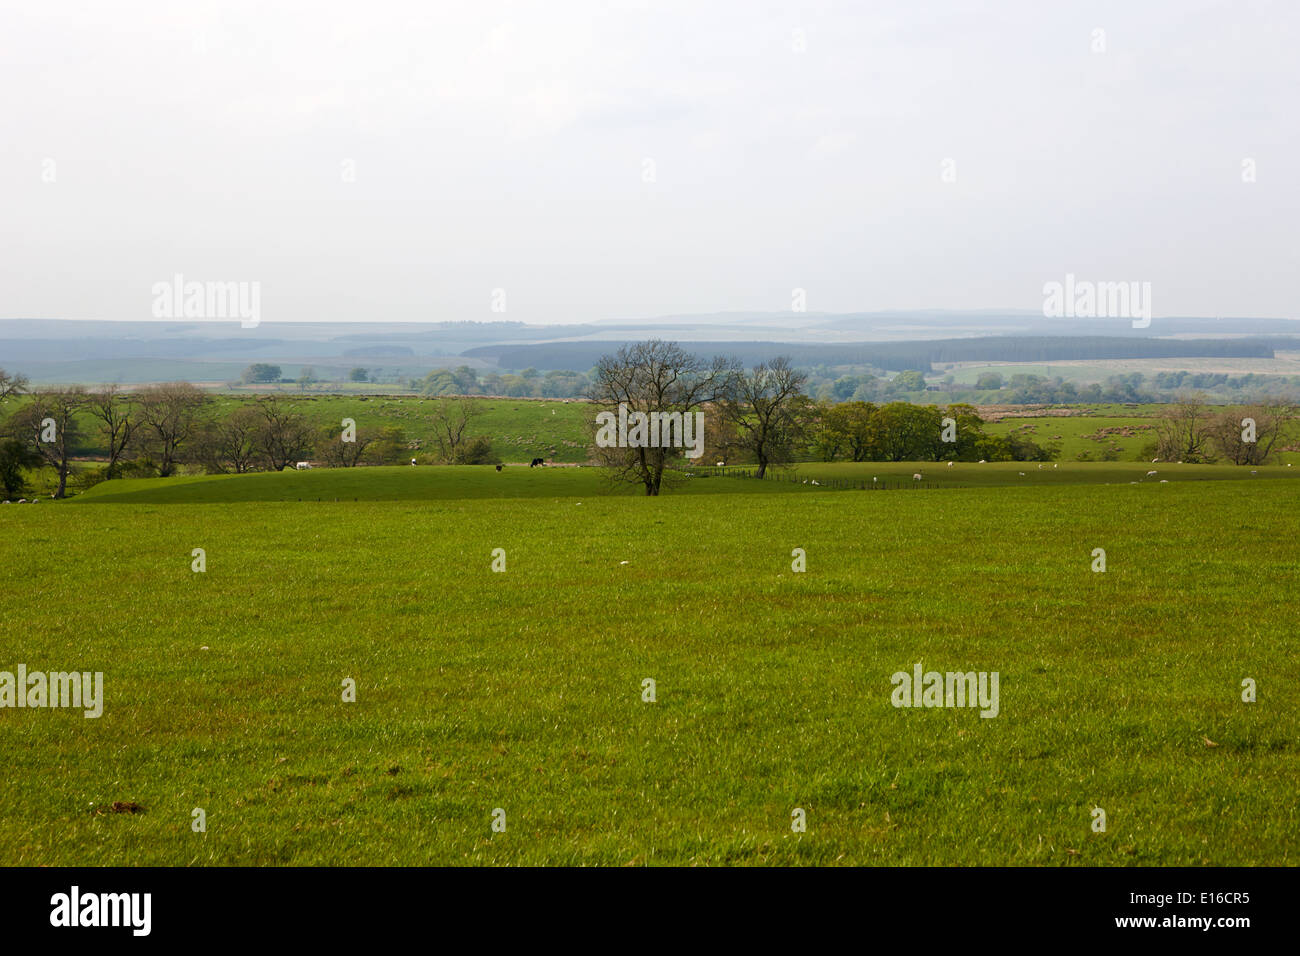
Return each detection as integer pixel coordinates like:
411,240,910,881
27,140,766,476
4,474,1297,865
204,394,596,464
945,353,1300,384
36,394,596,465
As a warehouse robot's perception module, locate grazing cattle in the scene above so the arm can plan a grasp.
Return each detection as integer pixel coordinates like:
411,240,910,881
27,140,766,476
495,464,503,472
529,458,545,468
295,461,312,470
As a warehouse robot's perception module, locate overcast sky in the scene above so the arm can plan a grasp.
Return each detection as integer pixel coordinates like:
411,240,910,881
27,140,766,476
2,0,1296,326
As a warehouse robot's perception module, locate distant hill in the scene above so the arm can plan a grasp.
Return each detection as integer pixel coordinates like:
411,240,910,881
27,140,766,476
1,314,1294,383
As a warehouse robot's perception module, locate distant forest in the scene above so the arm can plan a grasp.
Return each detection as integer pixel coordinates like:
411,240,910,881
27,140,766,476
465,335,1276,374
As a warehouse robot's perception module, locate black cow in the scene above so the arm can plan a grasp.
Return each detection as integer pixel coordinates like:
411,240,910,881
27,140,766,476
529,458,545,467
495,464,503,472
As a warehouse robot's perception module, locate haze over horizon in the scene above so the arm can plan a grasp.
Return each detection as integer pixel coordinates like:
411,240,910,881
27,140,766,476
4,1,1297,327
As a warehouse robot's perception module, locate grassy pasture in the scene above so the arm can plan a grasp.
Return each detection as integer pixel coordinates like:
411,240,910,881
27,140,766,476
2,471,1298,865
68,460,1300,505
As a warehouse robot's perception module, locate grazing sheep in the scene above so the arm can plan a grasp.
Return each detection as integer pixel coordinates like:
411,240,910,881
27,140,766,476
1251,470,1258,475
1037,464,1043,470
1018,472,1025,476
715,461,725,467
912,473,922,481
410,458,417,466
1160,479,1169,483
1147,470,1157,476
946,461,954,468
978,459,986,464
295,461,312,470
810,480,820,486
1053,464,1057,469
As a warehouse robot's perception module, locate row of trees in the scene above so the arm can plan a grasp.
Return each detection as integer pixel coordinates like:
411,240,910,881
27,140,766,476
0,372,499,498
803,401,1054,463
586,345,1042,493
1153,397,1295,465
587,344,1297,495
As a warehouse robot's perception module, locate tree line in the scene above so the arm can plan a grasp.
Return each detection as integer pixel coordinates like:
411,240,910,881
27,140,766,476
0,372,497,499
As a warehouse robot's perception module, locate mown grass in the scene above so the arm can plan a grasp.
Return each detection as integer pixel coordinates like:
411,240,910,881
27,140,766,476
2,474,1297,865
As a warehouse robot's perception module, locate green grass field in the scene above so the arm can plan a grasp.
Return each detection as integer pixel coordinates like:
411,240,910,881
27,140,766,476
3,465,1297,865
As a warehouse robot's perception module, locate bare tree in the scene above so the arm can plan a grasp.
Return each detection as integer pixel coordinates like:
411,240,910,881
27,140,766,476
1208,400,1296,465
590,340,737,496
85,385,138,478
428,398,480,463
138,383,209,476
11,387,86,498
196,405,263,473
720,357,808,478
317,423,378,467
1154,395,1216,463
252,397,314,471
0,369,28,404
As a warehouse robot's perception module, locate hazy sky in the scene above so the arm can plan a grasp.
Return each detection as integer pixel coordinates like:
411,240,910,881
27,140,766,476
2,0,1296,325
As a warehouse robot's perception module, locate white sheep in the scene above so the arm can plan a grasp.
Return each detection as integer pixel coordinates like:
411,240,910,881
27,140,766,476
912,473,922,481
1146,470,1157,477
1018,472,1025,476
810,480,820,486
947,461,954,467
